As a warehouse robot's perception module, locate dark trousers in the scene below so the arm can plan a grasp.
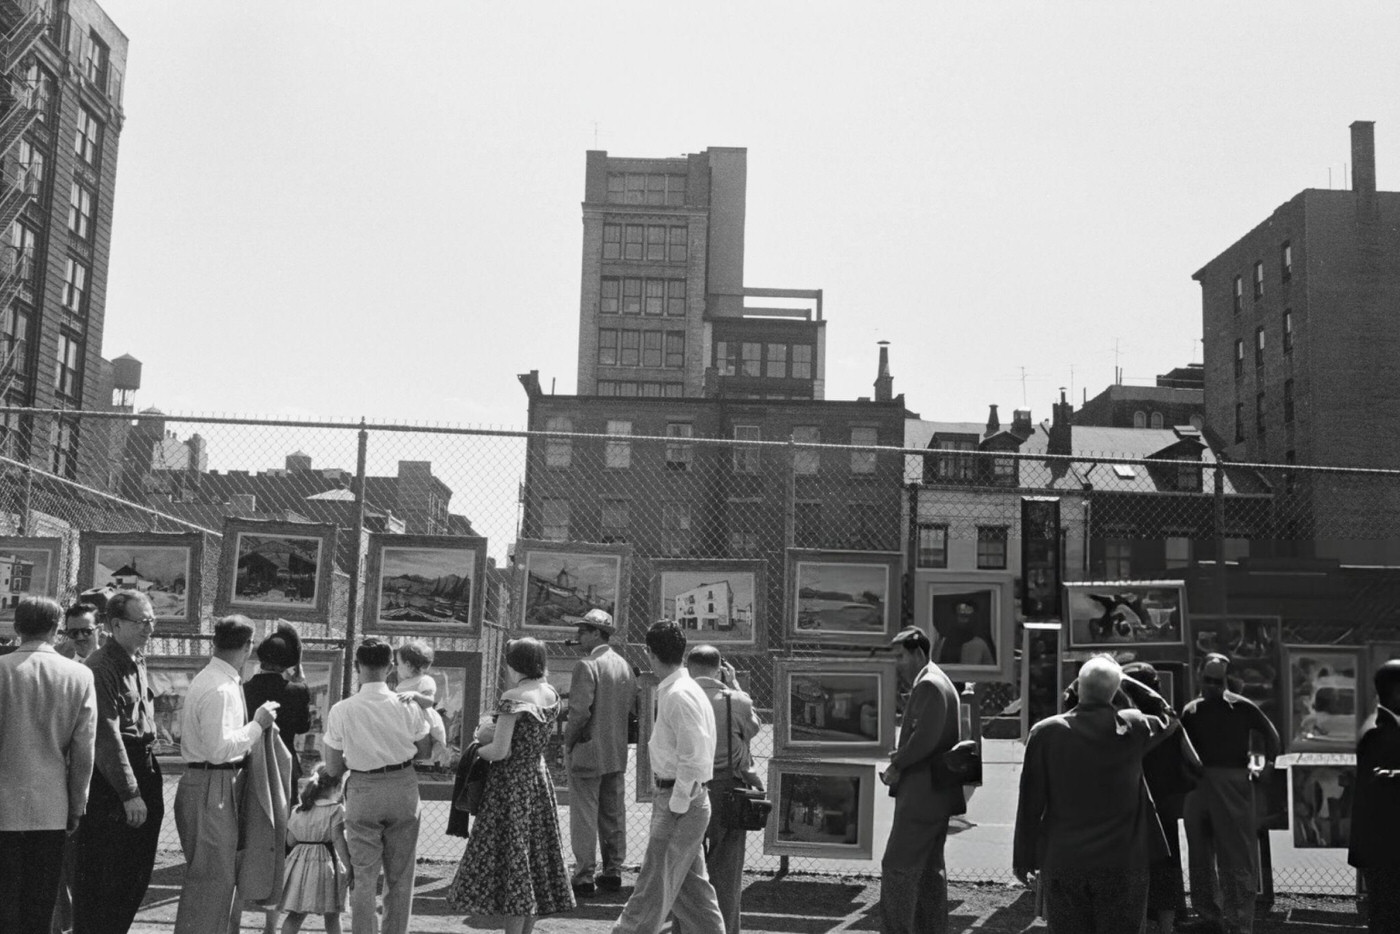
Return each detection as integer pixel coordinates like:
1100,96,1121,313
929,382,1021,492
0,829,67,934
1365,867,1400,934
1045,866,1150,934
879,815,950,934
74,755,163,934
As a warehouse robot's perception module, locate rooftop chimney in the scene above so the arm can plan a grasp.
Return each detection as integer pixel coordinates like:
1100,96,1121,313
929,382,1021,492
874,341,893,403
1048,389,1074,457
1011,409,1033,440
985,404,1000,437
1352,120,1376,196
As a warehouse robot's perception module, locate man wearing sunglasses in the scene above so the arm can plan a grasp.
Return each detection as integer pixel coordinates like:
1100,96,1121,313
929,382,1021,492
1179,653,1280,934
58,603,101,663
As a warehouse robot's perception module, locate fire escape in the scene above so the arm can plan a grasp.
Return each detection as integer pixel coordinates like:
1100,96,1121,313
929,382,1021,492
0,0,45,400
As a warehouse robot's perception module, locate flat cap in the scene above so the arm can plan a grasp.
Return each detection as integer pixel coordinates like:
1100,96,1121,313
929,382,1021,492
580,608,616,636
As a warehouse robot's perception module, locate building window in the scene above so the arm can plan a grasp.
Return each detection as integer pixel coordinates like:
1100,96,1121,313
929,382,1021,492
1233,275,1243,313
714,341,735,377
544,415,572,468
669,226,687,263
1,304,30,378
49,417,79,480
993,454,1017,485
602,223,621,261
54,333,81,401
1281,241,1292,282
1234,339,1244,378
794,501,821,548
8,220,36,286
664,331,684,368
1165,536,1192,569
793,426,820,475
642,330,662,367
606,172,685,207
850,426,877,474
83,32,109,89
732,425,760,474
1150,412,1164,429
623,224,643,261
765,343,787,378
727,501,760,556
740,342,762,377
1104,539,1132,578
68,182,94,241
621,277,641,314
600,499,630,543
74,107,101,165
541,498,570,541
643,279,663,316
848,503,882,549
1234,403,1244,442
1283,309,1293,354
26,63,54,123
598,329,617,365
666,280,685,316
1255,327,1264,367
600,277,620,314
1176,460,1201,491
1133,410,1147,428
646,225,666,262
605,420,631,469
792,344,813,380
663,501,691,556
17,139,43,195
1256,392,1266,434
665,423,693,471
62,259,88,316
976,526,1008,569
1283,378,1294,422
619,330,640,366
917,523,948,568
932,439,976,481
1253,261,1264,299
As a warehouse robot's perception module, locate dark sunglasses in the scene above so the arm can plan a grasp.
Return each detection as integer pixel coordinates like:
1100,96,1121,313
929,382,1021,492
64,628,95,638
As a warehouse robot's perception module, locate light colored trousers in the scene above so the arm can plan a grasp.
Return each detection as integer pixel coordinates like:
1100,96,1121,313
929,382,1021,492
1184,767,1260,934
612,787,725,934
173,768,242,934
345,769,421,934
570,769,627,884
675,779,748,934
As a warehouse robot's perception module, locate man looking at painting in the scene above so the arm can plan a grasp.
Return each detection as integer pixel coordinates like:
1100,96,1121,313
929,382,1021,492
1349,659,1400,932
879,625,968,934
566,608,637,897
1180,653,1280,934
933,599,994,667
74,590,165,934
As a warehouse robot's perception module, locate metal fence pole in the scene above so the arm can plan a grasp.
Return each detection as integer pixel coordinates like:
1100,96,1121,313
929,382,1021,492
19,462,32,535
341,419,369,698
1213,466,1227,614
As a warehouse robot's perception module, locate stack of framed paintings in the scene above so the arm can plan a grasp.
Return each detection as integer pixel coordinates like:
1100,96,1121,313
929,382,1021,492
0,536,62,639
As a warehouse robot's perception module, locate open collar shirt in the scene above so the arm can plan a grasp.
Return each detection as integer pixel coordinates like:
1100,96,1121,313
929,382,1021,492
86,638,155,800
323,681,430,772
180,656,263,764
649,668,716,812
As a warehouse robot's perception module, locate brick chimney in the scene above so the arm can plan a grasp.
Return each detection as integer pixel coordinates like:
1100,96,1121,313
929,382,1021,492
286,451,311,471
1011,409,1033,440
1352,120,1376,196
985,404,1000,437
1048,389,1073,456
874,341,893,403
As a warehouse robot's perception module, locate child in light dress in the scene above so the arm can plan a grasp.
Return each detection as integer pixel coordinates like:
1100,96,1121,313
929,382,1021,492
395,640,449,763
279,763,351,934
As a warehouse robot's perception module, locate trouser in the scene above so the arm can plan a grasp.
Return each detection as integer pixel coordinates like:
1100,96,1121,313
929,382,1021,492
0,829,66,934
612,787,724,934
570,769,627,884
1184,768,1259,934
674,779,748,934
49,831,76,934
1364,867,1400,934
880,814,950,934
1044,865,1150,933
344,768,420,934
74,753,164,934
173,767,243,934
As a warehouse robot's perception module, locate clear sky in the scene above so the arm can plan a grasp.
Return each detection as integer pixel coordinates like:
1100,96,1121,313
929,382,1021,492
96,1,1400,428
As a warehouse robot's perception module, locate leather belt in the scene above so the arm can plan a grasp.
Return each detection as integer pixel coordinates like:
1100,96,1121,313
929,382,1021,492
655,778,707,789
187,760,243,771
352,759,415,774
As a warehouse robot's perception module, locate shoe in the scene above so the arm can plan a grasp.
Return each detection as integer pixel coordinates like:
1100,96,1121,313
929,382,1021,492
597,874,622,892
572,881,596,897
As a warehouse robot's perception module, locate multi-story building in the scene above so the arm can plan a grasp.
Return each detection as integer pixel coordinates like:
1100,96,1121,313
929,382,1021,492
1194,121,1400,560
1074,365,1206,430
577,147,825,400
0,0,127,486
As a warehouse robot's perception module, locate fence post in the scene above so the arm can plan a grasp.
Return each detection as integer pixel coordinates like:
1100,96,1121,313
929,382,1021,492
342,419,369,699
784,437,796,549
18,462,31,535
905,482,919,626
1213,466,1227,614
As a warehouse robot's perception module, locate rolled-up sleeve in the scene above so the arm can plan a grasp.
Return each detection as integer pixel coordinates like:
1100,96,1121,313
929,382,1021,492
90,662,139,800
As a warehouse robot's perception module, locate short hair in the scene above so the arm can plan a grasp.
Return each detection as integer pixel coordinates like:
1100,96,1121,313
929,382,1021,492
1375,660,1400,704
645,619,687,666
1078,655,1123,705
395,639,434,672
895,629,931,658
356,638,392,669
106,591,150,625
687,644,721,671
78,588,111,617
65,602,98,622
505,638,547,679
212,615,255,651
14,596,63,638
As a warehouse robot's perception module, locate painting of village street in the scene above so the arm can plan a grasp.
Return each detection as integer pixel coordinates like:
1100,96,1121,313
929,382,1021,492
520,545,625,635
793,560,889,637
234,532,323,609
658,566,757,646
767,762,874,859
94,545,192,621
787,670,884,748
0,539,57,624
375,545,478,629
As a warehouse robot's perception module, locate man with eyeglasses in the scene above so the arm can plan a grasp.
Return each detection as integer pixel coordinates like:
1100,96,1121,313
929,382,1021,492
73,590,164,934
1179,653,1280,934
57,603,101,663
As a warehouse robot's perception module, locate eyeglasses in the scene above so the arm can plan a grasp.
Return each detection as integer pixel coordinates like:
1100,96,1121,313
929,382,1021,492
64,628,94,638
118,616,157,628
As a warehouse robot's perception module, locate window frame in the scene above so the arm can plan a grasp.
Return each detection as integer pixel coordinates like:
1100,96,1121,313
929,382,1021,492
792,425,820,476
665,422,693,471
541,498,570,542
916,523,949,569
74,106,101,165
604,420,632,470
976,525,1009,570
544,415,572,468
1283,309,1293,354
849,426,878,475
1253,261,1264,300
732,425,761,474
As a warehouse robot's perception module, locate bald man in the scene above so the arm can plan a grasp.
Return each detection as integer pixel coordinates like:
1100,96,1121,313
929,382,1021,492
1014,655,1178,933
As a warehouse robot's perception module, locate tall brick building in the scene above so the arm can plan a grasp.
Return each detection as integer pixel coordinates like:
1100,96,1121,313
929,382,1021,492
0,0,128,486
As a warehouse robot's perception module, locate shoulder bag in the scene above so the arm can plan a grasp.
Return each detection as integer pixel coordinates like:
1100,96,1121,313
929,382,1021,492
715,692,773,831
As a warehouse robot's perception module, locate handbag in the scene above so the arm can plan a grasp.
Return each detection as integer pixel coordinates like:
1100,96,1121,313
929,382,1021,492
715,692,773,832
929,739,982,789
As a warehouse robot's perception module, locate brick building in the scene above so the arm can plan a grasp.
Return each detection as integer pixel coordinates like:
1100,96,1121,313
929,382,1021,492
0,0,129,486
1075,364,1206,430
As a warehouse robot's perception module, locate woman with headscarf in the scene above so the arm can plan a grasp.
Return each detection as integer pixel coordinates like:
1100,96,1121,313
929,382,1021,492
244,622,313,780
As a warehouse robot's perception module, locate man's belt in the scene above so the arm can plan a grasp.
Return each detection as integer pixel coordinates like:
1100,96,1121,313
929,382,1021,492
187,760,243,771
351,759,415,774
655,778,707,790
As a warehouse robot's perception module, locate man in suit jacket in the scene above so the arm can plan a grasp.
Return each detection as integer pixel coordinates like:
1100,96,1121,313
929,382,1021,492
566,608,638,896
879,626,966,934
1014,655,1177,932
0,596,96,934
1350,659,1400,933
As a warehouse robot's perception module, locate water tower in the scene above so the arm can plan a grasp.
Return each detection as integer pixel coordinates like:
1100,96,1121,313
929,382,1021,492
112,354,141,408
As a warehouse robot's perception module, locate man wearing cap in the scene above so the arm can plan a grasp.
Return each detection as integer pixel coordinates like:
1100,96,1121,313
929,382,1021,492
1350,658,1400,933
244,621,312,779
566,607,637,896
879,626,967,934
1180,653,1279,934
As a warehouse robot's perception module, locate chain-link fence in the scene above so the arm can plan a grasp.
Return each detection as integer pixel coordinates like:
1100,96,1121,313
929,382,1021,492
0,405,1393,893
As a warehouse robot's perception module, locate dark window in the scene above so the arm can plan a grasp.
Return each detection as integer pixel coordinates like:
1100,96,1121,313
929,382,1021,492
933,439,976,481
600,277,620,314
541,498,569,541
1255,327,1265,367
602,224,621,261
732,425,760,474
792,426,820,475
1235,403,1244,442
619,330,640,366
1150,412,1164,429
644,279,663,316
1281,241,1292,282
83,32,109,89
1283,379,1294,422
976,526,1008,569
1104,538,1132,578
624,225,643,261
597,329,618,365
62,259,88,317
1283,309,1293,354
1233,275,1243,313
916,524,948,568
715,341,735,376
544,416,572,468
792,344,814,379
1253,261,1264,299
740,343,762,377
622,277,641,315
645,225,666,262
1,303,30,379
605,420,631,469
664,331,684,368
49,417,79,480
74,107,101,165
665,423,693,471
641,331,662,368
665,280,685,316
765,343,787,378
600,498,629,543
1256,392,1266,433
662,501,691,556
1234,339,1244,377
668,226,687,263
55,333,81,401
1176,460,1201,492
850,426,877,474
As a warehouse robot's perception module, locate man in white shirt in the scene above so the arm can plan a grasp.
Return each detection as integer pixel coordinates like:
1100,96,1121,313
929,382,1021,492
612,620,725,934
173,616,278,934
323,638,431,934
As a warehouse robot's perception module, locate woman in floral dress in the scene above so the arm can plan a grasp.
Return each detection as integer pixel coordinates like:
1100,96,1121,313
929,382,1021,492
447,638,575,933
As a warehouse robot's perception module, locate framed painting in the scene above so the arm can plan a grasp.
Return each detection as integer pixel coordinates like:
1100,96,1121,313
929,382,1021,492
1064,580,1187,649
774,658,897,757
217,519,338,624
516,540,630,640
365,534,488,635
912,569,1016,683
79,531,204,631
652,559,765,649
0,536,62,634
241,649,343,773
765,760,877,860
1187,615,1285,741
1285,646,1363,753
635,674,658,802
148,655,207,758
1290,764,1356,848
787,550,902,647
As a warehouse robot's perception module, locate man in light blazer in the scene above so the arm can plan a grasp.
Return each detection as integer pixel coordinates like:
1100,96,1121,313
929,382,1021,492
566,608,638,896
878,626,966,934
0,596,96,934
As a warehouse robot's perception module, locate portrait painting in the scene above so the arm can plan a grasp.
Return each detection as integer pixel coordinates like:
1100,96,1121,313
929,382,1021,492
788,550,901,646
365,534,488,635
653,559,763,648
218,520,337,624
0,536,61,631
1286,646,1362,753
1290,764,1356,848
1064,580,1187,649
913,570,1016,682
1187,615,1285,741
774,658,897,757
516,540,630,638
765,760,876,859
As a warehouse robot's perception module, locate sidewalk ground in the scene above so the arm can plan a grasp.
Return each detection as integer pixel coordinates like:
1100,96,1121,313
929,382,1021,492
130,857,1365,933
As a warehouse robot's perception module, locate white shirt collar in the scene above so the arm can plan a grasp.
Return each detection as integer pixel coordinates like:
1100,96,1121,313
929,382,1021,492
208,656,241,681
658,667,687,691
358,681,394,696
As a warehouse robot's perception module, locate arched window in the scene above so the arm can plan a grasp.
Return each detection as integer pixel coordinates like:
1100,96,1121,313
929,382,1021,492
1150,412,1164,429
1133,411,1147,428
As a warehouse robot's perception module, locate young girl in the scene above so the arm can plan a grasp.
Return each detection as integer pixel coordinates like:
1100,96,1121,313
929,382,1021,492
395,640,449,763
279,763,351,934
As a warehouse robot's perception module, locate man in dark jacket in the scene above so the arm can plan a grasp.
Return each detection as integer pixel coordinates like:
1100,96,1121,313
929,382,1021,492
1350,659,1400,933
1014,655,1177,932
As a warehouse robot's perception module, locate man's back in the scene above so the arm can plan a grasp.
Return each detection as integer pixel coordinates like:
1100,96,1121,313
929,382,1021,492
0,645,96,831
325,683,428,770
1181,691,1276,767
568,646,635,774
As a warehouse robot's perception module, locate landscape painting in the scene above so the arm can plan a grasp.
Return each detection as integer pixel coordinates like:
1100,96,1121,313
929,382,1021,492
788,550,901,646
79,532,203,631
765,760,876,859
775,658,897,756
654,559,764,648
0,537,61,631
218,520,337,623
366,534,487,635
517,540,630,638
